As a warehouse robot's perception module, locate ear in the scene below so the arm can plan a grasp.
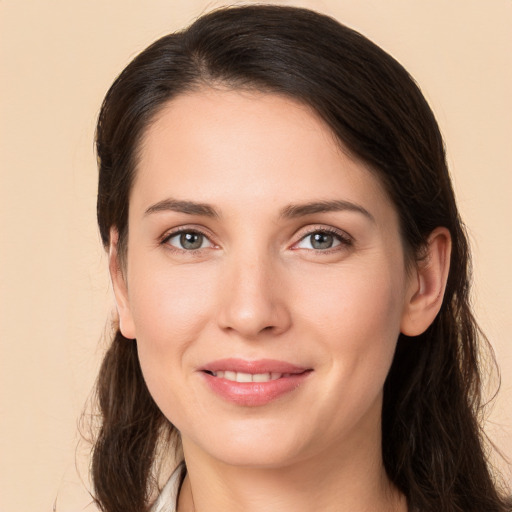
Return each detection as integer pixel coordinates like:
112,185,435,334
400,227,452,336
109,228,136,339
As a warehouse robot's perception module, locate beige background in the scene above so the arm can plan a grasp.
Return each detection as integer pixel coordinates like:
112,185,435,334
0,0,510,510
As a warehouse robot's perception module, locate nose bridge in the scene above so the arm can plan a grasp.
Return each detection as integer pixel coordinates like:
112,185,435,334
217,243,290,338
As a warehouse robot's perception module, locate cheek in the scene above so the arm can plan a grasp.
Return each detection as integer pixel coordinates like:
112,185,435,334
291,262,406,438
298,258,406,336
128,261,216,344
126,262,218,409
296,260,406,386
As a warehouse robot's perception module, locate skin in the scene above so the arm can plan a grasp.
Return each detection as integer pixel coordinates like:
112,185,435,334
110,88,451,512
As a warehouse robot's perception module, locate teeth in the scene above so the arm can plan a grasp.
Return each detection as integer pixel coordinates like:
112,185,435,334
253,373,272,382
212,371,284,382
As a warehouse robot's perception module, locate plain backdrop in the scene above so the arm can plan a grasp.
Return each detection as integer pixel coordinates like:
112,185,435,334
1,0,511,510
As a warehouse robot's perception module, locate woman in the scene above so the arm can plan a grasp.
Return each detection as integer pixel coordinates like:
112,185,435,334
92,5,511,512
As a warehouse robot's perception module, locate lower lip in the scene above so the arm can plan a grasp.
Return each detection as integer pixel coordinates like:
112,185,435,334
201,371,312,407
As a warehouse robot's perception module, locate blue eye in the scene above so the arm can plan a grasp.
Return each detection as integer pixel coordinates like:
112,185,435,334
164,231,213,250
295,230,349,250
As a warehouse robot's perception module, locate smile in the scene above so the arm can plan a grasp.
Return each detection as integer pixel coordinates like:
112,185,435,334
206,371,294,382
200,359,312,406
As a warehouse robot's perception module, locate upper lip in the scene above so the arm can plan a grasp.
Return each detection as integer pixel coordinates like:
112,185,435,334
199,358,310,374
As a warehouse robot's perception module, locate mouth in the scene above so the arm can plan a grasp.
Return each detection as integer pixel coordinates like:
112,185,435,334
203,370,299,382
199,359,312,406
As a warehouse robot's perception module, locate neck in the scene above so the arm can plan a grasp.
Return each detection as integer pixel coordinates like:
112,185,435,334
177,420,406,512
178,460,405,512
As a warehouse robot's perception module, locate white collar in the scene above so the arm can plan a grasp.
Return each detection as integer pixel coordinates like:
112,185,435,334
150,463,186,512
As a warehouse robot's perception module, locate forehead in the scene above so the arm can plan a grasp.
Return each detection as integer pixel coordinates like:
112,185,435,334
132,88,395,223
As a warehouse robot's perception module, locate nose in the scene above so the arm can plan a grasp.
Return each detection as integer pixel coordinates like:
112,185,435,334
216,252,292,339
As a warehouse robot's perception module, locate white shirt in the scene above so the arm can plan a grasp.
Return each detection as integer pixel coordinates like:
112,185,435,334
150,464,186,512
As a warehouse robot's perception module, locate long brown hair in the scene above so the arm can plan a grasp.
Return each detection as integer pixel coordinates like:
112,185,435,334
92,5,511,511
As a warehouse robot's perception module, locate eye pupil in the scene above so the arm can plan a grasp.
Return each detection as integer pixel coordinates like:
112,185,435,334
180,232,203,250
311,232,333,249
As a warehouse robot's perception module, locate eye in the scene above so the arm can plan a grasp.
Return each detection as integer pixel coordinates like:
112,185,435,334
163,230,214,251
294,229,351,251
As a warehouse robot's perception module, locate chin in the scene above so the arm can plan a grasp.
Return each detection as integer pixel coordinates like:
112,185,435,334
210,444,302,469
183,418,314,469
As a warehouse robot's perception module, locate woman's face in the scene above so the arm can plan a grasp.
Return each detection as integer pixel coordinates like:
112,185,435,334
113,88,418,468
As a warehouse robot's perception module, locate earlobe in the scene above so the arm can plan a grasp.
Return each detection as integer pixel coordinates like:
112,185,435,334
109,228,136,339
400,227,452,337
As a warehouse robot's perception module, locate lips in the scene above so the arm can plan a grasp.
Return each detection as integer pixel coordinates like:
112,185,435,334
199,358,312,406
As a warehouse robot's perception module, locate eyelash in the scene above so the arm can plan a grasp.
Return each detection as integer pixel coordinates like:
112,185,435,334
292,227,353,253
159,226,353,254
160,227,215,254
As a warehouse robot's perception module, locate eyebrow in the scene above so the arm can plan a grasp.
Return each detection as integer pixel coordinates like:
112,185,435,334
144,198,220,218
144,197,374,222
280,200,374,222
